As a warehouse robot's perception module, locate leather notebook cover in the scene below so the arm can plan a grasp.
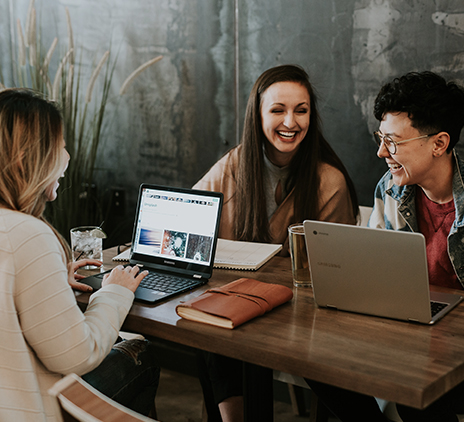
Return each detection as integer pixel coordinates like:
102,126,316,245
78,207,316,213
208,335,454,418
176,278,293,329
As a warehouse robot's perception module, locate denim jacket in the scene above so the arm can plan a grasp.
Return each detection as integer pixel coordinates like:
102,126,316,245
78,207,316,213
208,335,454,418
368,150,464,287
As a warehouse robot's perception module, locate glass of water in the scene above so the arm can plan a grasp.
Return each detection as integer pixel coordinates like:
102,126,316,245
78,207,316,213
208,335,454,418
288,223,311,287
70,226,105,269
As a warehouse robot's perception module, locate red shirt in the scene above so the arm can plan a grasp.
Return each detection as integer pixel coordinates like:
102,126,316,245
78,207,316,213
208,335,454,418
416,188,461,289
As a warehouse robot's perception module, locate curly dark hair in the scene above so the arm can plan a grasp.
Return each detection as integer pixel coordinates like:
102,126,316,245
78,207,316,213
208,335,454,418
374,71,464,151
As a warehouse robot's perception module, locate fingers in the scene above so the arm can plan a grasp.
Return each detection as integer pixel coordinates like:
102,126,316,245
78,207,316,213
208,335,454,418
113,264,145,276
127,266,149,282
77,259,102,267
110,265,136,273
70,259,102,272
123,265,142,276
123,265,149,283
103,265,148,293
69,279,93,292
136,269,149,281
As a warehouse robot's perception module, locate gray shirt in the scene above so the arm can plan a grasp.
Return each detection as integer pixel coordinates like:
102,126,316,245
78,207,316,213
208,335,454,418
263,152,290,219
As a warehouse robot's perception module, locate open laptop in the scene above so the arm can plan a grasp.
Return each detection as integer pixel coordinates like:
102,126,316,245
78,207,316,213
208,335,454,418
303,220,463,324
82,184,223,303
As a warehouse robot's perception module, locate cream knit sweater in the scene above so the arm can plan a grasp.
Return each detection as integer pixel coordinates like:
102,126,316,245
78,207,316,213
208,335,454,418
0,208,134,421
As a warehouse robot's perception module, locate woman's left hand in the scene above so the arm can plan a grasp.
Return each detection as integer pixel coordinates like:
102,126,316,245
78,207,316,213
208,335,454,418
67,259,102,292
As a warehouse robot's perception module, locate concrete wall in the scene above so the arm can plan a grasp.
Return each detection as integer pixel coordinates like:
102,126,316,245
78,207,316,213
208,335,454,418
1,0,464,232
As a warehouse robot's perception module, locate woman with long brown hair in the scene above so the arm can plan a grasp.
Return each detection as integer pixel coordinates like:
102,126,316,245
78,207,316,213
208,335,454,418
194,64,359,421
196,64,358,251
0,88,159,421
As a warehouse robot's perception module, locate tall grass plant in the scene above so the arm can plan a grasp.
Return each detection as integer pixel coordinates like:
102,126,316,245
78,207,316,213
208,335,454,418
1,0,162,240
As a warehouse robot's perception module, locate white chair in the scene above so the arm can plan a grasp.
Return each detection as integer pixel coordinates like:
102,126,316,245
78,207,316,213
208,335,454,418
273,205,378,421
273,370,328,421
358,205,373,227
119,331,145,341
358,206,404,420
49,373,157,422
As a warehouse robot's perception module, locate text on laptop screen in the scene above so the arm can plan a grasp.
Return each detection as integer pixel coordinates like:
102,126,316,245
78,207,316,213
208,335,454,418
132,187,221,266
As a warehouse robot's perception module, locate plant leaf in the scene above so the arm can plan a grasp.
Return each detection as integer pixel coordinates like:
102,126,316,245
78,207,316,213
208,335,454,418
119,55,163,96
85,51,109,103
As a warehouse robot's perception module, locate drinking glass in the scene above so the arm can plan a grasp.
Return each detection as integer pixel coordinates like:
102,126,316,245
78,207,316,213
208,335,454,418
70,226,104,269
288,223,311,287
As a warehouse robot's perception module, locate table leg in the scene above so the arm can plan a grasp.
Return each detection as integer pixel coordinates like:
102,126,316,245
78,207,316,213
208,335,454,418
243,362,273,421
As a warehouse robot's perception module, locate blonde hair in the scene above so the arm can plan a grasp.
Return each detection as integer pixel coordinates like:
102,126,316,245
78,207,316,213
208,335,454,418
0,88,71,260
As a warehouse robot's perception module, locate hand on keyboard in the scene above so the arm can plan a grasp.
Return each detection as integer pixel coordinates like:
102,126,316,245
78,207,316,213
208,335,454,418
102,265,149,293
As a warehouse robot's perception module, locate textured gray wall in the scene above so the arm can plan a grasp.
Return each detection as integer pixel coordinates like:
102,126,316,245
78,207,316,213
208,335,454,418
2,0,464,231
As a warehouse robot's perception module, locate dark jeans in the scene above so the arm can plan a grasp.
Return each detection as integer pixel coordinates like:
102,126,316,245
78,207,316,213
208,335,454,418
305,379,390,422
196,350,243,422
306,378,464,422
82,339,160,416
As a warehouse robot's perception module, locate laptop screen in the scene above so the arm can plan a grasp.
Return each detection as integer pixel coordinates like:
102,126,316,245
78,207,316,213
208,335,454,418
130,184,223,277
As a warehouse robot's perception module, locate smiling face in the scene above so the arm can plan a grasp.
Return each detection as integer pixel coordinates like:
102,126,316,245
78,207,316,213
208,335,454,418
45,138,70,202
377,112,437,188
260,81,310,167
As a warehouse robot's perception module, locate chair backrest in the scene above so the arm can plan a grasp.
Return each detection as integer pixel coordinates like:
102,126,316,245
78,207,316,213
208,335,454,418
48,373,156,422
358,206,373,227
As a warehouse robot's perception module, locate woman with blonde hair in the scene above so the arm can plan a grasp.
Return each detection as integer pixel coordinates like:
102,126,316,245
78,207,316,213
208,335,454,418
194,64,358,421
0,88,159,421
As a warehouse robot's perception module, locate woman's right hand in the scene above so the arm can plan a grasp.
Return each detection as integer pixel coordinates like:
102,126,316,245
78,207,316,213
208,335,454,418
101,265,148,293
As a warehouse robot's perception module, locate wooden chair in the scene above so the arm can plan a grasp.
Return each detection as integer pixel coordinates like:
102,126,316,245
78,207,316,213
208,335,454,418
48,373,157,422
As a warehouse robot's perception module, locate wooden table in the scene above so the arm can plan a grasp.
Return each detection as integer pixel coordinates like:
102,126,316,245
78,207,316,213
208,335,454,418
77,247,464,417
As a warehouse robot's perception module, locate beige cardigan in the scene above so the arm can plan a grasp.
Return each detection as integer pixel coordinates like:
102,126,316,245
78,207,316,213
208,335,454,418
0,208,134,422
194,146,356,254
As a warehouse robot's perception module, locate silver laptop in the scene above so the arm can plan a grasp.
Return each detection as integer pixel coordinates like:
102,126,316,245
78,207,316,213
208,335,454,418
82,184,223,303
303,220,463,324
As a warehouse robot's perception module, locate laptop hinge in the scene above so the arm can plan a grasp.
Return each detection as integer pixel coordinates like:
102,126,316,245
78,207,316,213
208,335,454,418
193,274,202,279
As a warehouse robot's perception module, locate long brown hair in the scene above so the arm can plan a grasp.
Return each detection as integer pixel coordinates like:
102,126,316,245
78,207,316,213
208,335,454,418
235,64,358,242
0,88,71,260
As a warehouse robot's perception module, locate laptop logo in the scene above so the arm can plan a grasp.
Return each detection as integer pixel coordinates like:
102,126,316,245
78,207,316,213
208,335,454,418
312,230,329,236
317,261,341,269
163,260,175,266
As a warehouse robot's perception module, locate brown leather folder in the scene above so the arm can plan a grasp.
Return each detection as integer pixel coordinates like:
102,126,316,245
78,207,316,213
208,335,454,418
175,278,293,329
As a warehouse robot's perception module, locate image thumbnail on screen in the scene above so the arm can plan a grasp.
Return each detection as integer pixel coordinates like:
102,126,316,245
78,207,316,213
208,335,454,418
186,234,213,263
138,228,162,253
161,230,187,258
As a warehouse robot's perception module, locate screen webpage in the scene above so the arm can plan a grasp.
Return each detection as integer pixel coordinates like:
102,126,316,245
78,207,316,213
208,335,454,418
133,187,220,266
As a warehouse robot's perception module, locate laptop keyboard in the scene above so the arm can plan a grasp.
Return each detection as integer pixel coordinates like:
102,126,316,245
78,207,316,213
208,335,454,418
139,272,199,294
430,301,448,317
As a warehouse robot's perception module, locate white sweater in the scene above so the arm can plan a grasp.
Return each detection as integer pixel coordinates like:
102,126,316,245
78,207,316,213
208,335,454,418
0,208,134,421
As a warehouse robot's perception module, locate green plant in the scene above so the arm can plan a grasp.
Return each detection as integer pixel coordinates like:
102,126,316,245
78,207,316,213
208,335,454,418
1,0,162,241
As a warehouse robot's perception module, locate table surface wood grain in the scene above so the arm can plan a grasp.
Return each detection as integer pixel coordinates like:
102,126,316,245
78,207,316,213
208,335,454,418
76,246,464,409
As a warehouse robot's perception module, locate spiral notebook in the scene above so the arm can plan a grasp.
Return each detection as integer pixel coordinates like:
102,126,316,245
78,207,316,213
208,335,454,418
213,239,282,270
113,248,131,261
113,238,282,271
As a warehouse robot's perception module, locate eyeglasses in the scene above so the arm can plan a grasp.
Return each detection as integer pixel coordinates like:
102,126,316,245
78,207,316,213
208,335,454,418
373,131,439,155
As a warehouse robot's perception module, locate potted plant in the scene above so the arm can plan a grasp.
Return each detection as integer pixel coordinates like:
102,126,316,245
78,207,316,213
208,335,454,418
0,0,162,241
